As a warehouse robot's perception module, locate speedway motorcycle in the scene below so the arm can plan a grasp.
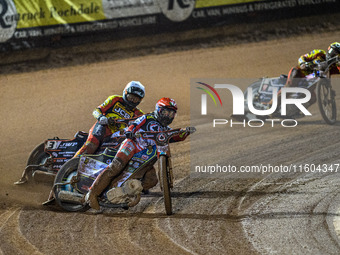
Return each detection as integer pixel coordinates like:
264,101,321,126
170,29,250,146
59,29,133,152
242,57,337,124
14,118,137,185
51,127,195,215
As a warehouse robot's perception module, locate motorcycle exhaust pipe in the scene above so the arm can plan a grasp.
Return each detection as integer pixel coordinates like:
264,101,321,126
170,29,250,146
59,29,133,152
32,170,56,183
58,190,131,209
58,190,84,204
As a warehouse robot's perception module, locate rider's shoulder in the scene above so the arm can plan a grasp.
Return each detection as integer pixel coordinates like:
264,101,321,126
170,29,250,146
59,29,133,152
135,107,144,116
110,95,123,100
311,49,326,55
145,112,157,120
104,95,123,103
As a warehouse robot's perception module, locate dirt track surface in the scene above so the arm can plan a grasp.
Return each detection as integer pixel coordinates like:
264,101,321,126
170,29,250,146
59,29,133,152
1,26,340,254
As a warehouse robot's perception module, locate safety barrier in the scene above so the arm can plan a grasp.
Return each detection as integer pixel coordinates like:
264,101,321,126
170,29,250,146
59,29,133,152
0,0,339,51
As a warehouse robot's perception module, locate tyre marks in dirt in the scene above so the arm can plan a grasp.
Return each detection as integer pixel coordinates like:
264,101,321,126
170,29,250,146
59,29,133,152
164,100,340,254
11,103,340,254
236,125,340,254
13,123,340,255
241,171,340,254
18,201,195,255
152,178,259,254
0,207,42,255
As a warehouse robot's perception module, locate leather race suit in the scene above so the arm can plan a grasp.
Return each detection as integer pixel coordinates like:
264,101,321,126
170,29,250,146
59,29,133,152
298,49,326,69
288,49,326,88
116,113,189,163
74,95,144,157
274,49,327,106
110,113,190,190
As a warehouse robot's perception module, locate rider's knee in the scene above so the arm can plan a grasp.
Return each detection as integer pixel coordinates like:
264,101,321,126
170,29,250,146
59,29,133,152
86,142,99,153
73,141,98,158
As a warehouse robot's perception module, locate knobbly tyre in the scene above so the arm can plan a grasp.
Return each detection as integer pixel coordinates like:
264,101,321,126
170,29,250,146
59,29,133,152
51,127,196,215
241,57,337,124
14,118,137,185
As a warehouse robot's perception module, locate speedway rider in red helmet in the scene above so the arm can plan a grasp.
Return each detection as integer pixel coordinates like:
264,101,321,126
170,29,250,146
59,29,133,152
85,97,195,210
73,81,145,157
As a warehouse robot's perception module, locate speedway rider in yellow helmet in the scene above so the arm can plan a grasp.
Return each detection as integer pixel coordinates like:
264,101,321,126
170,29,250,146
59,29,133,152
319,42,340,76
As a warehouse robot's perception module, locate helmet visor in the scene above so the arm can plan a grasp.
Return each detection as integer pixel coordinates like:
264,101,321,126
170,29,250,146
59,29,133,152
160,108,176,118
328,48,337,58
126,86,145,98
126,93,142,105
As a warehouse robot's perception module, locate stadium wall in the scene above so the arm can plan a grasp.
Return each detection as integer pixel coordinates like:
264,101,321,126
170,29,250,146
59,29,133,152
0,0,339,52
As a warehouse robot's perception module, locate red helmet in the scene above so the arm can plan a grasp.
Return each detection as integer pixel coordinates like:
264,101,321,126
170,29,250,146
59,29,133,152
154,98,177,126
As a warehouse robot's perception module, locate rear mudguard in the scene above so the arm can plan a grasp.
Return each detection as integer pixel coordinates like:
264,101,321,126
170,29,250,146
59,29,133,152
44,131,89,174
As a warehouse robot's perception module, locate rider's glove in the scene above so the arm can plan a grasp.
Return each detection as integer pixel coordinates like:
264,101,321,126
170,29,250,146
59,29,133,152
317,61,328,71
186,127,196,134
300,62,308,70
108,117,118,128
98,116,108,125
125,131,134,139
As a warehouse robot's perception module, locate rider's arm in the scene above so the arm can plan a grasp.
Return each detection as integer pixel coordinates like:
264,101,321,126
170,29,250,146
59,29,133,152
298,54,308,66
169,127,194,143
92,108,103,120
298,49,326,67
126,115,147,133
133,108,144,117
169,127,196,143
92,95,121,120
169,132,189,143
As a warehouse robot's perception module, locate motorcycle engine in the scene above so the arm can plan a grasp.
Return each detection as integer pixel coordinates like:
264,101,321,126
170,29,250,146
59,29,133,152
106,179,143,204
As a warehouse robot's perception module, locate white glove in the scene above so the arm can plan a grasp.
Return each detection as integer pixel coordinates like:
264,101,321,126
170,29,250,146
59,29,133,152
98,116,108,125
300,62,308,70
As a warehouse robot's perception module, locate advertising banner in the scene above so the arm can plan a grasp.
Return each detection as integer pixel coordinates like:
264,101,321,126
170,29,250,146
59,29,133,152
0,0,339,51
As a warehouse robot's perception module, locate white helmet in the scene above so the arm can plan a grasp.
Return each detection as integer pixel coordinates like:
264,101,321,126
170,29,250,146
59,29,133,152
122,81,145,108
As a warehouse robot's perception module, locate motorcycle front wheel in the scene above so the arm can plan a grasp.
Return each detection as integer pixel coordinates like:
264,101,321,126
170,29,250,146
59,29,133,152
317,79,337,125
159,155,172,215
54,158,89,212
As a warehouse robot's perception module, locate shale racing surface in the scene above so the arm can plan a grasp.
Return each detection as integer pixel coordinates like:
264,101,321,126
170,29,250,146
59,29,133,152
1,29,340,254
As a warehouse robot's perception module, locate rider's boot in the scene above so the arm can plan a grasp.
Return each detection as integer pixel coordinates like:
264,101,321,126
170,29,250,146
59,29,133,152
42,190,56,206
85,159,124,210
141,166,158,194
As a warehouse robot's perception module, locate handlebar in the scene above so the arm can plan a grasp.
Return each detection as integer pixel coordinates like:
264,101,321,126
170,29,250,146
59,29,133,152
107,117,137,127
315,56,339,76
125,126,196,145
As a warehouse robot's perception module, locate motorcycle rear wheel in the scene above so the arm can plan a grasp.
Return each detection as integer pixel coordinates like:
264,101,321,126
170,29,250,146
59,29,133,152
26,143,50,181
159,155,172,215
317,80,337,125
54,158,89,212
